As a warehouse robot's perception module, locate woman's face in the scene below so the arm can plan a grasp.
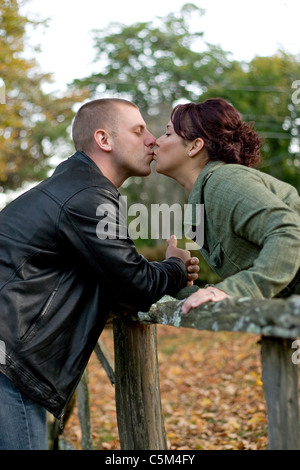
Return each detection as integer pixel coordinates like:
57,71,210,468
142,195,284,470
154,121,188,178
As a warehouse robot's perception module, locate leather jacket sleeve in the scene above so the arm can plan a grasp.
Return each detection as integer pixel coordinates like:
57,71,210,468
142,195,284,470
57,185,188,311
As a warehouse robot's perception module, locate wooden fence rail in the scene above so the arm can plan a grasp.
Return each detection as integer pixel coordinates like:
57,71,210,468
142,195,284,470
54,294,300,450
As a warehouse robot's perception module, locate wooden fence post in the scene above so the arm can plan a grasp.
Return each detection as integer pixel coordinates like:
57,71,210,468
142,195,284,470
77,367,93,450
113,316,167,450
261,336,300,450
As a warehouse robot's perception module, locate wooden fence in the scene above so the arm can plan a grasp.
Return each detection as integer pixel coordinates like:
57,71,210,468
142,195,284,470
50,294,300,450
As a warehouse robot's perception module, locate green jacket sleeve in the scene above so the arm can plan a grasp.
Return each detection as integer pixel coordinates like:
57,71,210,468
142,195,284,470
205,168,300,298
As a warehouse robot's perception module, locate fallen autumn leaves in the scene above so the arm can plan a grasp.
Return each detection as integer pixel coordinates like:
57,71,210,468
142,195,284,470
62,326,268,450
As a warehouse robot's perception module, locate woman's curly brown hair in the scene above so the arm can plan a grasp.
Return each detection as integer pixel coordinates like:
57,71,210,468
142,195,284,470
171,98,262,168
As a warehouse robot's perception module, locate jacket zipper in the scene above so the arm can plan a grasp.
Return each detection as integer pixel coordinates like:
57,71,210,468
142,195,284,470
22,289,58,343
59,409,65,430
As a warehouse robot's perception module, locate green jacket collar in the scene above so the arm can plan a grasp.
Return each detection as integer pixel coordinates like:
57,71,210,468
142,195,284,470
186,160,226,226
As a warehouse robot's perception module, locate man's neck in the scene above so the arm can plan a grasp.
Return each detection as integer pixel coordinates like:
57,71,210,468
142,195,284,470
88,153,125,188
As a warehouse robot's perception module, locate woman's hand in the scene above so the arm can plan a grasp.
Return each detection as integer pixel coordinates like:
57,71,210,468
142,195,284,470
181,287,229,313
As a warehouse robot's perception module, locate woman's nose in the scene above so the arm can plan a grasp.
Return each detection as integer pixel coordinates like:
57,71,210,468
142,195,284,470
155,136,161,146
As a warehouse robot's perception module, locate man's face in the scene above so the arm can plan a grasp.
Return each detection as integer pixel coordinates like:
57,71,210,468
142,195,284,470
111,105,156,181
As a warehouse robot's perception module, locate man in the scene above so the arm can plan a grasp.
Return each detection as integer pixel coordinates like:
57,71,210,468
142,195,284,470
0,98,198,450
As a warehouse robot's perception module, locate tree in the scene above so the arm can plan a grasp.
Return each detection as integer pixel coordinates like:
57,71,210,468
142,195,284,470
75,4,236,120
73,4,239,218
74,3,300,189
71,3,300,270
200,51,300,188
0,0,88,193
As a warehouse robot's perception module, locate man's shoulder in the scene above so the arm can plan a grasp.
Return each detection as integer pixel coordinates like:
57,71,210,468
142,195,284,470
37,152,118,205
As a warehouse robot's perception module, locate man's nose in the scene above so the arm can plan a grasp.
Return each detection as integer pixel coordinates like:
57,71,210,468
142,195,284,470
145,132,156,148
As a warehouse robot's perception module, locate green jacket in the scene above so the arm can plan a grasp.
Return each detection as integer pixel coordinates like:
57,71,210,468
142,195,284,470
186,161,300,298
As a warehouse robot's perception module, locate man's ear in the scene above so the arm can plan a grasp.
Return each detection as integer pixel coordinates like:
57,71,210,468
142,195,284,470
94,129,112,152
189,138,205,157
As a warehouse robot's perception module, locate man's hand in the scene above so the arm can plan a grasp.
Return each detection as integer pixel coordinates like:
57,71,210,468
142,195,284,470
166,235,200,286
185,257,200,286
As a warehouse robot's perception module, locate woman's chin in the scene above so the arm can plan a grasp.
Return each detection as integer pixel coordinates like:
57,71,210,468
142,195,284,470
153,162,161,174
155,167,166,176
154,162,174,179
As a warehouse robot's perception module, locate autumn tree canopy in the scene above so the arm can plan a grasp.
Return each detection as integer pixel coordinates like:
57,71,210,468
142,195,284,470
75,3,300,189
1,1,299,198
0,0,87,193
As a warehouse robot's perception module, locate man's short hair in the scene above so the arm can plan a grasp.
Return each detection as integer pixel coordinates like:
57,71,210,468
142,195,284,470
72,98,138,154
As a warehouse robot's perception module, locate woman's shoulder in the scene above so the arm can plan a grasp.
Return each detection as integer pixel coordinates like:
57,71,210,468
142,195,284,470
205,162,300,213
211,163,297,194
205,163,262,192
211,162,259,178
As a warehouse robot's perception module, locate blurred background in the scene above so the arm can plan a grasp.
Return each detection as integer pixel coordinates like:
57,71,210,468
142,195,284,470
1,0,299,285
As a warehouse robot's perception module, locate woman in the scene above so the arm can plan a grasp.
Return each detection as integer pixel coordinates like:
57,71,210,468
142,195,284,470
154,98,300,313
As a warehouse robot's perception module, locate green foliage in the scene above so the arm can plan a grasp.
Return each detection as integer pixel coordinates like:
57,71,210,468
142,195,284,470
200,51,300,188
78,5,300,285
70,3,300,285
73,4,300,190
0,0,88,192
1,2,300,285
73,3,242,245
74,4,235,115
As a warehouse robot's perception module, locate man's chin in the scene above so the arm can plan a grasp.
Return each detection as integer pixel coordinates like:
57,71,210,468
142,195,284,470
138,165,152,177
143,168,152,176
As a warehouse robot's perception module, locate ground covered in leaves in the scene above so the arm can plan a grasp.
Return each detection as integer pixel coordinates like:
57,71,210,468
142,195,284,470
62,326,268,450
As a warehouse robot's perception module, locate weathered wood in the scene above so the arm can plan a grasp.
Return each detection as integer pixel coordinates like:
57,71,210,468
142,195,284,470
261,336,300,450
94,339,115,385
132,295,300,339
77,368,93,450
73,295,300,451
113,316,167,450
126,295,300,450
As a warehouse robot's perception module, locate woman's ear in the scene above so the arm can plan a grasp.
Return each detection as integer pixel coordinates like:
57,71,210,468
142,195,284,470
94,129,112,152
189,138,205,157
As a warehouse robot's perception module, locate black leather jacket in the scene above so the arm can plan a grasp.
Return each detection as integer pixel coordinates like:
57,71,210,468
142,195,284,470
0,152,187,418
